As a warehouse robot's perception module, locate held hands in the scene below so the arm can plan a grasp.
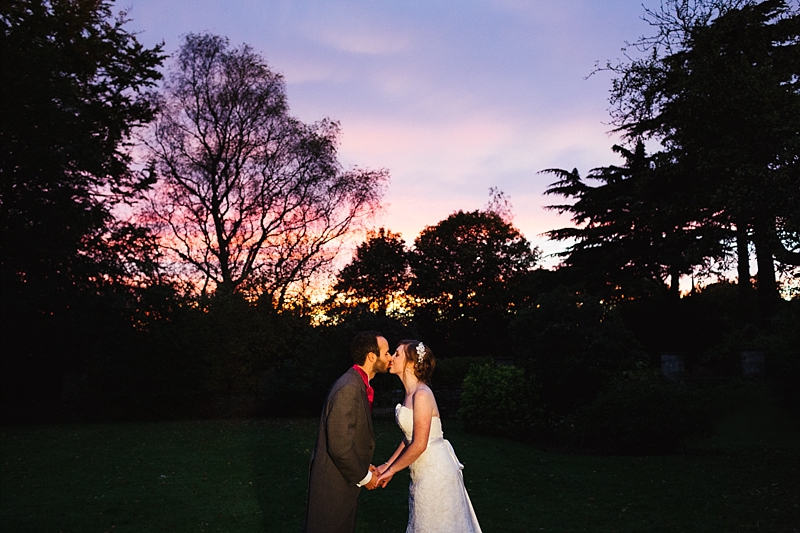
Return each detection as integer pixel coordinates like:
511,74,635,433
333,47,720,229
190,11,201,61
376,467,394,488
364,465,380,490
364,462,393,489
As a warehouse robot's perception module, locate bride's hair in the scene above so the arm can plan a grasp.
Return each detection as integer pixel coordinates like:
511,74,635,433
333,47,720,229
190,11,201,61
399,340,435,385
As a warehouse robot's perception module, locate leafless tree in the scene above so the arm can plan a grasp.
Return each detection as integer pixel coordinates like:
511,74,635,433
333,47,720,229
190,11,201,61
144,34,386,304
485,187,514,224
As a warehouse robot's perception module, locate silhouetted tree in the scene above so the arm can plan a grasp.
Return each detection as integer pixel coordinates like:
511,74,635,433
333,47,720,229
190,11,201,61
145,33,386,302
543,142,727,300
1,0,164,417
607,0,800,317
330,228,411,316
511,287,646,415
1,0,164,291
410,210,540,357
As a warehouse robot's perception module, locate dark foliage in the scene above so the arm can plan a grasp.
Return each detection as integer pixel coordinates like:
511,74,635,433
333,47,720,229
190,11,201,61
330,228,411,316
619,283,749,374
431,356,492,388
458,363,543,438
575,378,711,455
1,0,164,420
510,287,647,415
543,143,728,301
410,210,540,358
1,0,164,294
608,0,800,319
702,296,800,408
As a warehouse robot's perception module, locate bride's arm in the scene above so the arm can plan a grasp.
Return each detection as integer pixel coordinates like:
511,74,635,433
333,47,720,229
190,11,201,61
377,390,434,481
377,441,406,474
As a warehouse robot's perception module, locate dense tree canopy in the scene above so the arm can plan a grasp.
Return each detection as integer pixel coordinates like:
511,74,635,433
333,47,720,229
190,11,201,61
545,0,799,313
1,0,164,295
410,210,540,356
605,0,800,316
1,0,164,415
411,210,540,317
331,228,411,316
543,143,728,300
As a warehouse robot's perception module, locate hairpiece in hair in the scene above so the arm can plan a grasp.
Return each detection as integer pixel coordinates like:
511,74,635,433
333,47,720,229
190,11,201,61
416,342,426,364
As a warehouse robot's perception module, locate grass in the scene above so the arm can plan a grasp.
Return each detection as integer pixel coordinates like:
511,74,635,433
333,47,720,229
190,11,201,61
2,392,799,532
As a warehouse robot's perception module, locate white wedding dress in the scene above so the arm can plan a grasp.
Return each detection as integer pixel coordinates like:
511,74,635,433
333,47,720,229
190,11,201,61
395,404,482,533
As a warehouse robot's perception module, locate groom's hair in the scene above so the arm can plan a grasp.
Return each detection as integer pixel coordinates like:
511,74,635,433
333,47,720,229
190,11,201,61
351,331,382,365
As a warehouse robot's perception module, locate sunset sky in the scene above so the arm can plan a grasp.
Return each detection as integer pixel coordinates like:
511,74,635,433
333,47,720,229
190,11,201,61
115,0,654,265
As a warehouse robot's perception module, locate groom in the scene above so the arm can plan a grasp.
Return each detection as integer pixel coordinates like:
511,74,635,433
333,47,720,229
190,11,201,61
304,331,392,533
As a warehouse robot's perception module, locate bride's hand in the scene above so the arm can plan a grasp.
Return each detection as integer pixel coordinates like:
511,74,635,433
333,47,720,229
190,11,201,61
376,462,390,475
376,469,394,488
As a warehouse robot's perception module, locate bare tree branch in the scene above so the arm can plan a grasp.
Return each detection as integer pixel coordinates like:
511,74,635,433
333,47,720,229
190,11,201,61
142,34,387,299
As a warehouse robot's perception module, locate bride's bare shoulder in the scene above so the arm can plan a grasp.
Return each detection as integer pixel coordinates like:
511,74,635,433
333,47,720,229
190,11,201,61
412,386,439,416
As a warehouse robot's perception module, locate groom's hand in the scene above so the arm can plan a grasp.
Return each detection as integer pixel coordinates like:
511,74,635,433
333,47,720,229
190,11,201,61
364,465,379,490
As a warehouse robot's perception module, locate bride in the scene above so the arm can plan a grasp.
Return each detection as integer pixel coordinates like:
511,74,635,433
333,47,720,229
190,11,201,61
375,340,482,533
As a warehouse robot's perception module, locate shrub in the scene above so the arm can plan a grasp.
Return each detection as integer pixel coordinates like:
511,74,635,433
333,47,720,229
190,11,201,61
753,300,799,410
699,297,800,411
458,364,542,438
576,378,711,455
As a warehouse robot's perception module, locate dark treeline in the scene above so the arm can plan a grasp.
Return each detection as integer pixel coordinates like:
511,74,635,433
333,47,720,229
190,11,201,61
2,0,798,453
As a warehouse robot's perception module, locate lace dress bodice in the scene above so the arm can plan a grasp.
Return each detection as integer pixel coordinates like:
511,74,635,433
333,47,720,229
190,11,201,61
396,404,444,440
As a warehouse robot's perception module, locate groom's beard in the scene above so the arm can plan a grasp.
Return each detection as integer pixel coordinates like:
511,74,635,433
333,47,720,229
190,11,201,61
373,356,389,374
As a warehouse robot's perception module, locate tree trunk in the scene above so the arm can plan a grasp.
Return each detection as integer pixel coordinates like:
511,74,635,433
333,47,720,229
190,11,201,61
752,217,779,322
669,265,681,299
736,223,751,316
216,280,236,297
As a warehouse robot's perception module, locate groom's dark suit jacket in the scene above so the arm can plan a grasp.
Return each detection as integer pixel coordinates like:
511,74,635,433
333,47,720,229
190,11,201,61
304,367,375,533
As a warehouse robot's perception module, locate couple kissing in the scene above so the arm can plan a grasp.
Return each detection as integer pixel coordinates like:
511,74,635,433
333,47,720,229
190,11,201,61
304,331,481,533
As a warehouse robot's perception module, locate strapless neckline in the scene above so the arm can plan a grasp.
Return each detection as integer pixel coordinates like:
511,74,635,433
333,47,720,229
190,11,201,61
396,403,440,418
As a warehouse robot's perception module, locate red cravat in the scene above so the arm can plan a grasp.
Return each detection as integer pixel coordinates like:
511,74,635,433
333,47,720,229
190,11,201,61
353,365,374,409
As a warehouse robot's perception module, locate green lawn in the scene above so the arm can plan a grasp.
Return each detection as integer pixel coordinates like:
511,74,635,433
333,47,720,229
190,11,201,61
2,395,798,532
